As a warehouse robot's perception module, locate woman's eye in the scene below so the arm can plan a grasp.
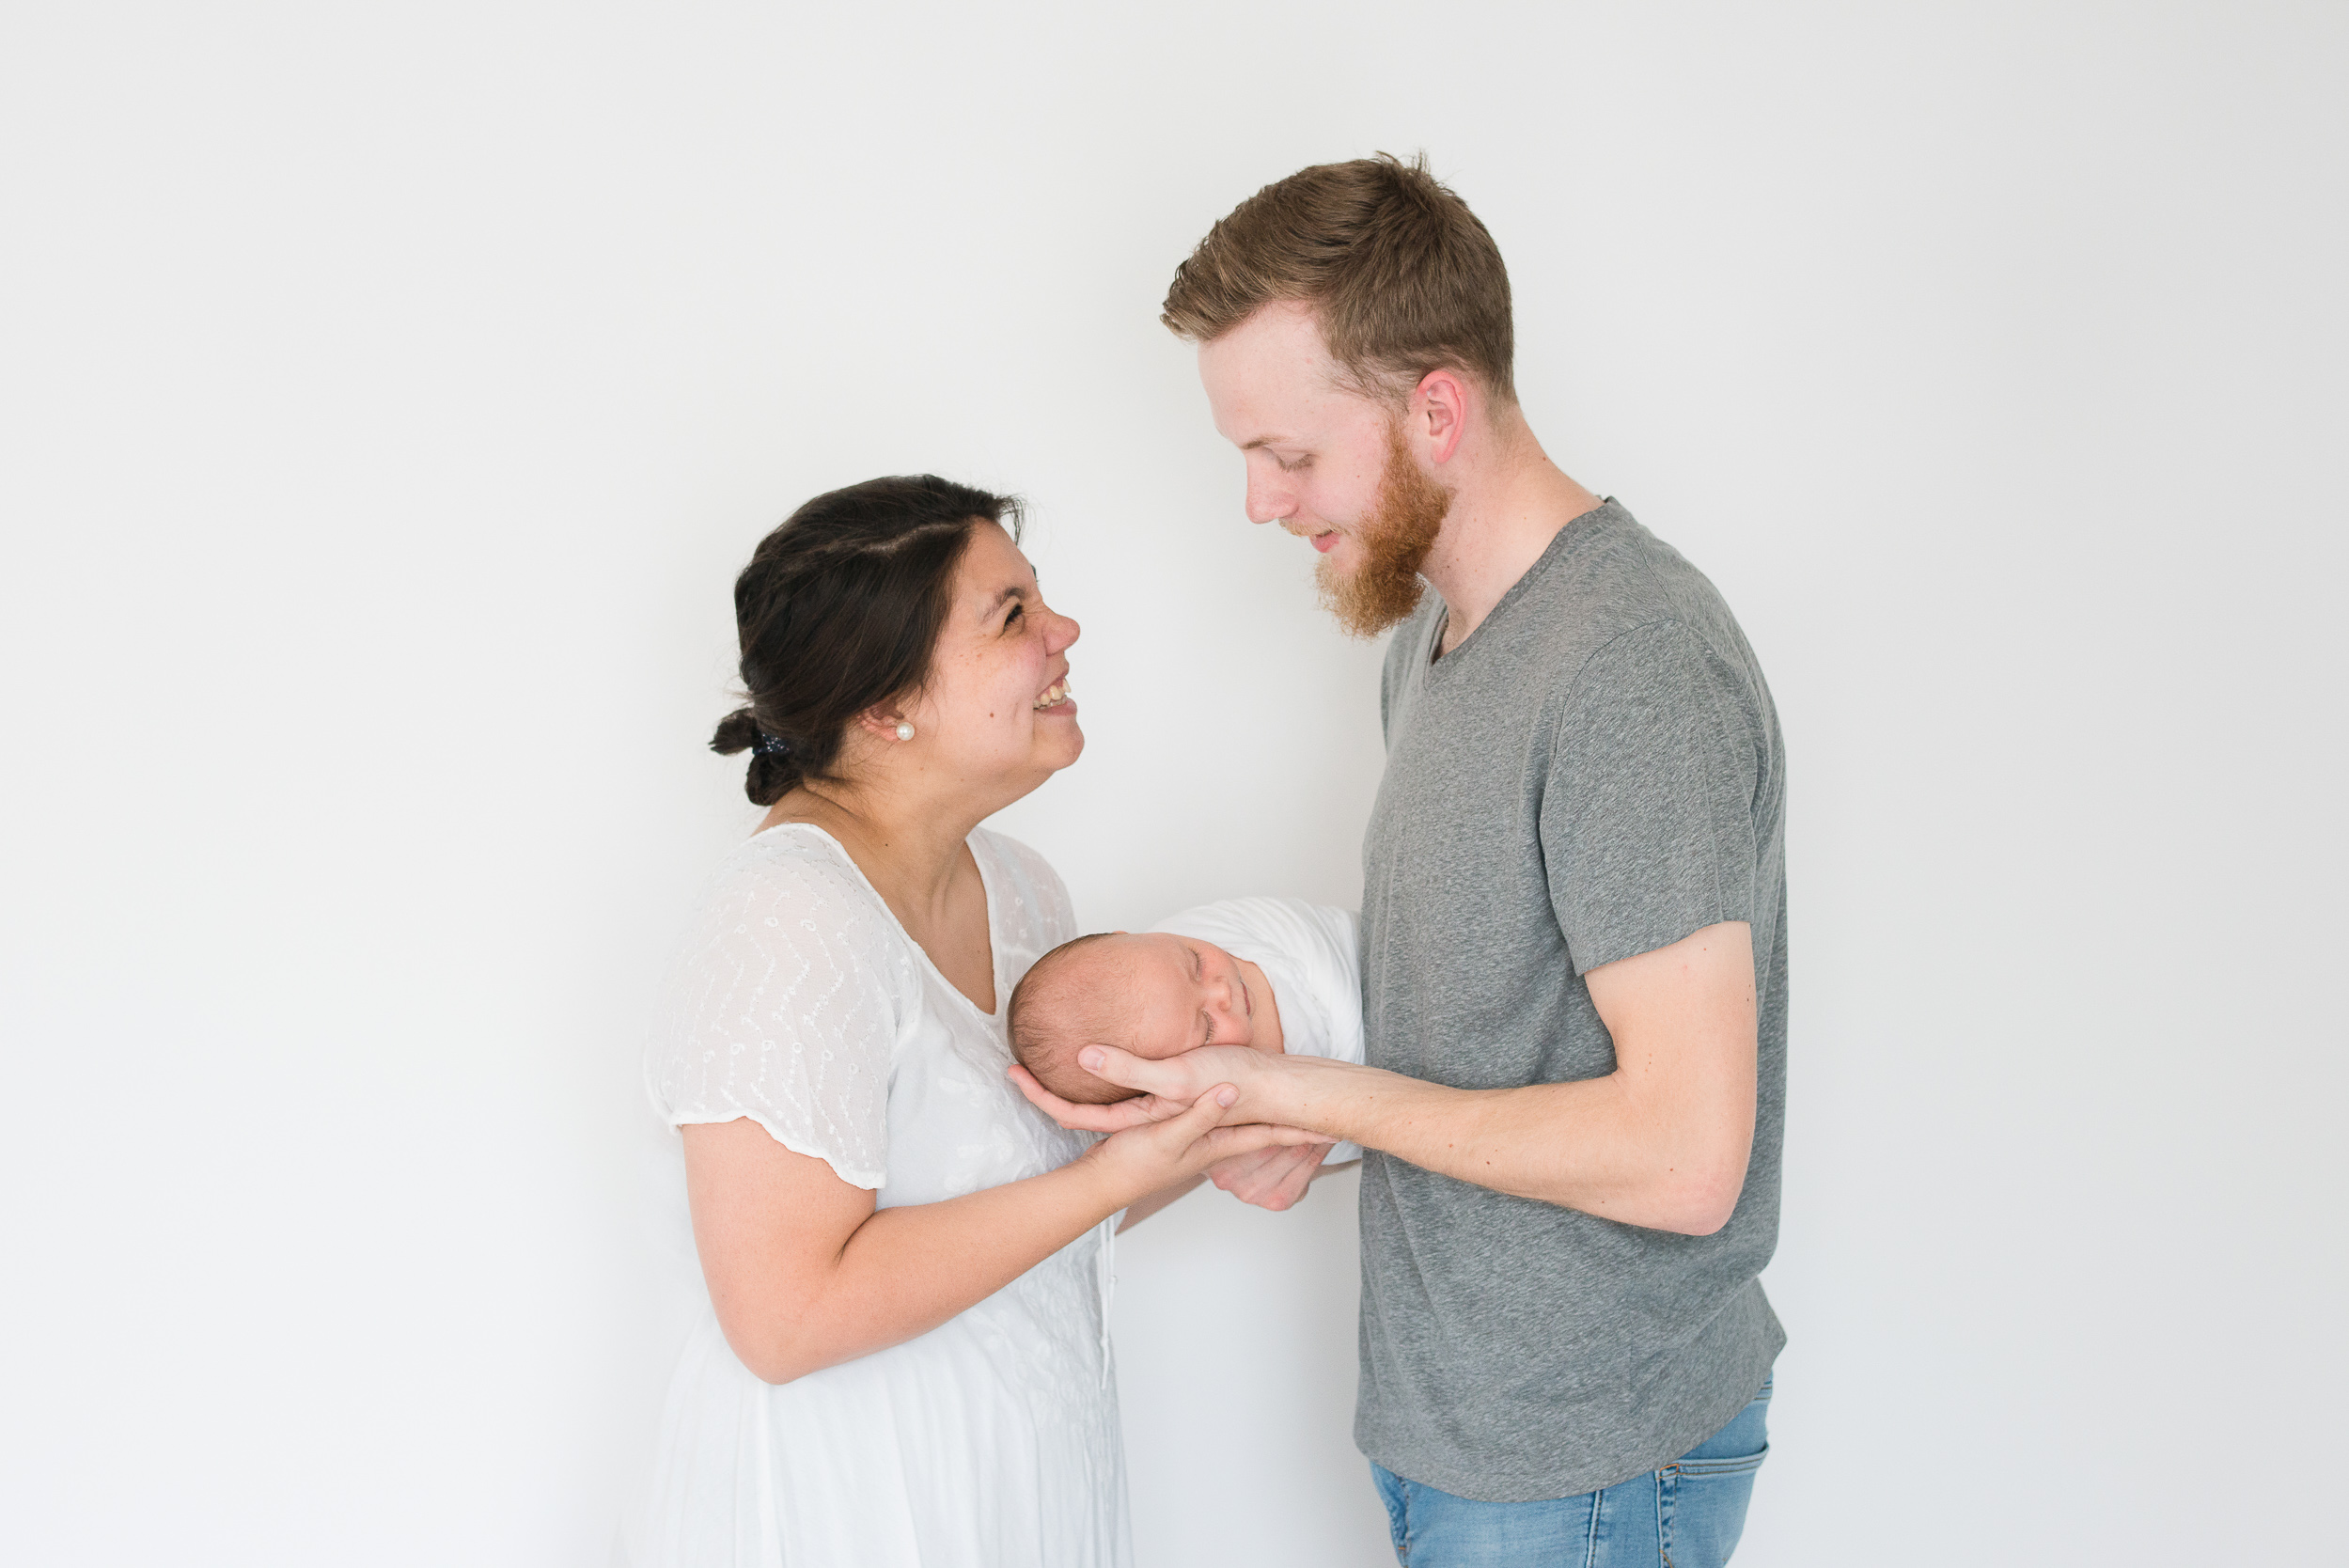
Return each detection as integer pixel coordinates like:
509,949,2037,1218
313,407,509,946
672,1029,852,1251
1004,604,1024,629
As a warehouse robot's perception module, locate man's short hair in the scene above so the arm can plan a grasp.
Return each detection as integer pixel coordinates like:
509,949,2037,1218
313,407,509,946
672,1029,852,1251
1160,150,1515,404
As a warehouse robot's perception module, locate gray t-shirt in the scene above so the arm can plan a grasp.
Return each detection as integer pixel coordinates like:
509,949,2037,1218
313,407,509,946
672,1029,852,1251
1356,499,1788,1501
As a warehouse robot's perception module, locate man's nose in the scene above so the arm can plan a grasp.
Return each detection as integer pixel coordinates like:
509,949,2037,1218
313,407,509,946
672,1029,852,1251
1245,477,1295,526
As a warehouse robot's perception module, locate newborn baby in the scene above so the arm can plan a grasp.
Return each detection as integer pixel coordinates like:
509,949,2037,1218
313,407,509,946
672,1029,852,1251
1008,896,1364,1160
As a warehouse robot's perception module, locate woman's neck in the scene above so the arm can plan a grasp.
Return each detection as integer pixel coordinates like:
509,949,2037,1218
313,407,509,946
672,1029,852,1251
762,779,981,917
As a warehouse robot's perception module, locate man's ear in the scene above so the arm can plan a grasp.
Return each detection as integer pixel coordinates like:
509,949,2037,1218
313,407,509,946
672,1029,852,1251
1412,369,1472,464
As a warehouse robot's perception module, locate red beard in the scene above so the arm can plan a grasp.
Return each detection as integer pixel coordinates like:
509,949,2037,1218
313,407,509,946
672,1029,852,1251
1317,420,1453,638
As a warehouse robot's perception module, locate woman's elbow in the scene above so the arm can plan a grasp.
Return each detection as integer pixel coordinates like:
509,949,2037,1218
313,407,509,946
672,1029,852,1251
744,1351,807,1387
719,1321,823,1387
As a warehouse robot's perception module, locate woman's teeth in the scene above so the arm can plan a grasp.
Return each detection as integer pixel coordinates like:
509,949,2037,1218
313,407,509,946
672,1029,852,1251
1033,678,1072,710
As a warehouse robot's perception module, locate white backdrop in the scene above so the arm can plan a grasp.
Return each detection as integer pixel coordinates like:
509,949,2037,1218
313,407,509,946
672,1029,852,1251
4,4,2342,1564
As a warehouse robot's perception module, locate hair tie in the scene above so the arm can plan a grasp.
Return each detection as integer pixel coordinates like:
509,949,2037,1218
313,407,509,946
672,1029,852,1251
751,731,791,760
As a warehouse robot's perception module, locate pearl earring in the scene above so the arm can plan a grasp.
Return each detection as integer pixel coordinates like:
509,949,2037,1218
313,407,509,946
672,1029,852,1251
895,722,914,741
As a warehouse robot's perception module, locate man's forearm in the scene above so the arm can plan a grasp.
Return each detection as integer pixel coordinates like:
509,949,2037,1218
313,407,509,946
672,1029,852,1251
1269,1057,1747,1235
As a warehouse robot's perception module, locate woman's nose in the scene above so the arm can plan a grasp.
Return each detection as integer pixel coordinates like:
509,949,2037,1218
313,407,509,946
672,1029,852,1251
1046,607,1080,651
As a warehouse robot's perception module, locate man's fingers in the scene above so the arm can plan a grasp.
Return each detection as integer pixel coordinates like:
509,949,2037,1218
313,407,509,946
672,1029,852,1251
1264,1147,1330,1211
1207,1145,1282,1194
1214,1140,1332,1205
1077,1043,1200,1099
1006,1065,1161,1133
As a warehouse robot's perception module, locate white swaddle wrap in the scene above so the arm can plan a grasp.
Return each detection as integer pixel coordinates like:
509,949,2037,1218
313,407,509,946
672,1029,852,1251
1149,896,1365,1165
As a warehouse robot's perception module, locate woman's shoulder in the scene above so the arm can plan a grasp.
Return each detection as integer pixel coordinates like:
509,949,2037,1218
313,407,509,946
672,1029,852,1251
682,823,916,983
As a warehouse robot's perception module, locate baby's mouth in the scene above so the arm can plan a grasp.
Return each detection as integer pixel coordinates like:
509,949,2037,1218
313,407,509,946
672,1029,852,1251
1033,677,1072,710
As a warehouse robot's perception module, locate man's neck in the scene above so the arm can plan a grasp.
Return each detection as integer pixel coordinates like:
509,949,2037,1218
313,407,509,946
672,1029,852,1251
1421,411,1602,654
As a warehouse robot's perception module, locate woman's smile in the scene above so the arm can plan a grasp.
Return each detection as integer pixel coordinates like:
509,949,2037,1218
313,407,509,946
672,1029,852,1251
1033,675,1075,713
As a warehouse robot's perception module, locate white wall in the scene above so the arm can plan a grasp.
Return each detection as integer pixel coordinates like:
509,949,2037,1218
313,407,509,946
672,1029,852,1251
3,4,2341,1563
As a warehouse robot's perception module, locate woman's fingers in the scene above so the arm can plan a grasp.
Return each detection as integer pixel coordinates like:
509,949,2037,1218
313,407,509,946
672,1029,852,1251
1155,1084,1241,1145
1196,1121,1325,1159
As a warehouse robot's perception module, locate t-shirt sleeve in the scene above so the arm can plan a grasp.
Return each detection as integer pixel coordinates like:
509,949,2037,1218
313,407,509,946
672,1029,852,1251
1543,619,1763,976
641,842,907,1189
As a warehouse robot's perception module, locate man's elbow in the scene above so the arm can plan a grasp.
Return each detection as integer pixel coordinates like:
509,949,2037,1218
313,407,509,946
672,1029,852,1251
1652,1157,1748,1236
1663,1189,1738,1237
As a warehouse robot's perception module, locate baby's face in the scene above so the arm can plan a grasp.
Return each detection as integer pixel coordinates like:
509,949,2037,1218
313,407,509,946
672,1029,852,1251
1109,932,1274,1059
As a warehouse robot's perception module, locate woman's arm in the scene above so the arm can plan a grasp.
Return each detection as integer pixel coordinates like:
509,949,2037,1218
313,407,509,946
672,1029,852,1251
1116,1175,1205,1232
685,1091,1311,1384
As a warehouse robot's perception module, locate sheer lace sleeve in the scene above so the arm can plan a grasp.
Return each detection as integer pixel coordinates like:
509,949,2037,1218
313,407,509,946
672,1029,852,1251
644,827,916,1190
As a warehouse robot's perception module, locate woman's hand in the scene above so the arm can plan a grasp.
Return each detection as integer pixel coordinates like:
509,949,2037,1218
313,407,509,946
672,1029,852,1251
1078,1083,1323,1205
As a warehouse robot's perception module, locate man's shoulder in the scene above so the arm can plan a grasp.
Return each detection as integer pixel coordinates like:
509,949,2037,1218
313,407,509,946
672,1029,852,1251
1502,503,1761,699
1524,503,1712,632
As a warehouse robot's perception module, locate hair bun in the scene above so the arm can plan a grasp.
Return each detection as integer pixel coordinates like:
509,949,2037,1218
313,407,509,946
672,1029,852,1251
709,707,761,756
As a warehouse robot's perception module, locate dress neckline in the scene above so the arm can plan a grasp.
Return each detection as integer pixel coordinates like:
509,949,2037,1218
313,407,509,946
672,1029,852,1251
752,821,1005,1021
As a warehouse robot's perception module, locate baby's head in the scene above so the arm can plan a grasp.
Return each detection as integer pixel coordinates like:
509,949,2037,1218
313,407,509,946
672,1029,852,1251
1009,931,1274,1104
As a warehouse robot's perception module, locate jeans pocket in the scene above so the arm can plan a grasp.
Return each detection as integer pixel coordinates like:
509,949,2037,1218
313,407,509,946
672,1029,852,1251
1674,1442,1768,1482
1659,1442,1766,1568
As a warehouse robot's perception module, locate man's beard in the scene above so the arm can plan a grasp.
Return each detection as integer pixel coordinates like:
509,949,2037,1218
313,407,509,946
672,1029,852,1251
1316,421,1453,638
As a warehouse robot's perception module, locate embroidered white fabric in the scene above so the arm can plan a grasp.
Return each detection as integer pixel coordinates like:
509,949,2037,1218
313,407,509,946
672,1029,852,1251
625,823,1130,1567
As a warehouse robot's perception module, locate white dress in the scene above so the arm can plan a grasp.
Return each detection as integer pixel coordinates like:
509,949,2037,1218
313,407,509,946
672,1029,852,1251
627,823,1129,1567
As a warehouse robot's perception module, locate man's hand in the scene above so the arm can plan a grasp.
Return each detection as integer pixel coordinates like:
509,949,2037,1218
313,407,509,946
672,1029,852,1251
1006,1063,1187,1134
1007,1043,1276,1133
1205,1140,1332,1211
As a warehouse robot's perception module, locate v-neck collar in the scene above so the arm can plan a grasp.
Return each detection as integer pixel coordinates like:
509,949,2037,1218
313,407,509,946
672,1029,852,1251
1423,498,1623,675
754,821,1004,1021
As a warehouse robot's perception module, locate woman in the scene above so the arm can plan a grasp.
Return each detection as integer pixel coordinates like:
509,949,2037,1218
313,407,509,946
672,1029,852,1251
628,476,1299,1566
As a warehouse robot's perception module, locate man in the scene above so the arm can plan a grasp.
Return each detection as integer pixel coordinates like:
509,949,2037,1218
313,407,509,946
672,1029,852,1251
1022,154,1787,1567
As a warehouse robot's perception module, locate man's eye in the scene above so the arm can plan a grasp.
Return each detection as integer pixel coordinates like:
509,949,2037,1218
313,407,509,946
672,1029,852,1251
1276,454,1310,473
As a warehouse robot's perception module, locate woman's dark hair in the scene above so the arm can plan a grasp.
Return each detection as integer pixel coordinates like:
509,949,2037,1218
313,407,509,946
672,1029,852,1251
711,475,1022,806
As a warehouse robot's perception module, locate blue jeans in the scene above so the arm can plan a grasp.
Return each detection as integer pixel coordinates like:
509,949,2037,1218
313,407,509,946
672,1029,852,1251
1371,1378,1772,1567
